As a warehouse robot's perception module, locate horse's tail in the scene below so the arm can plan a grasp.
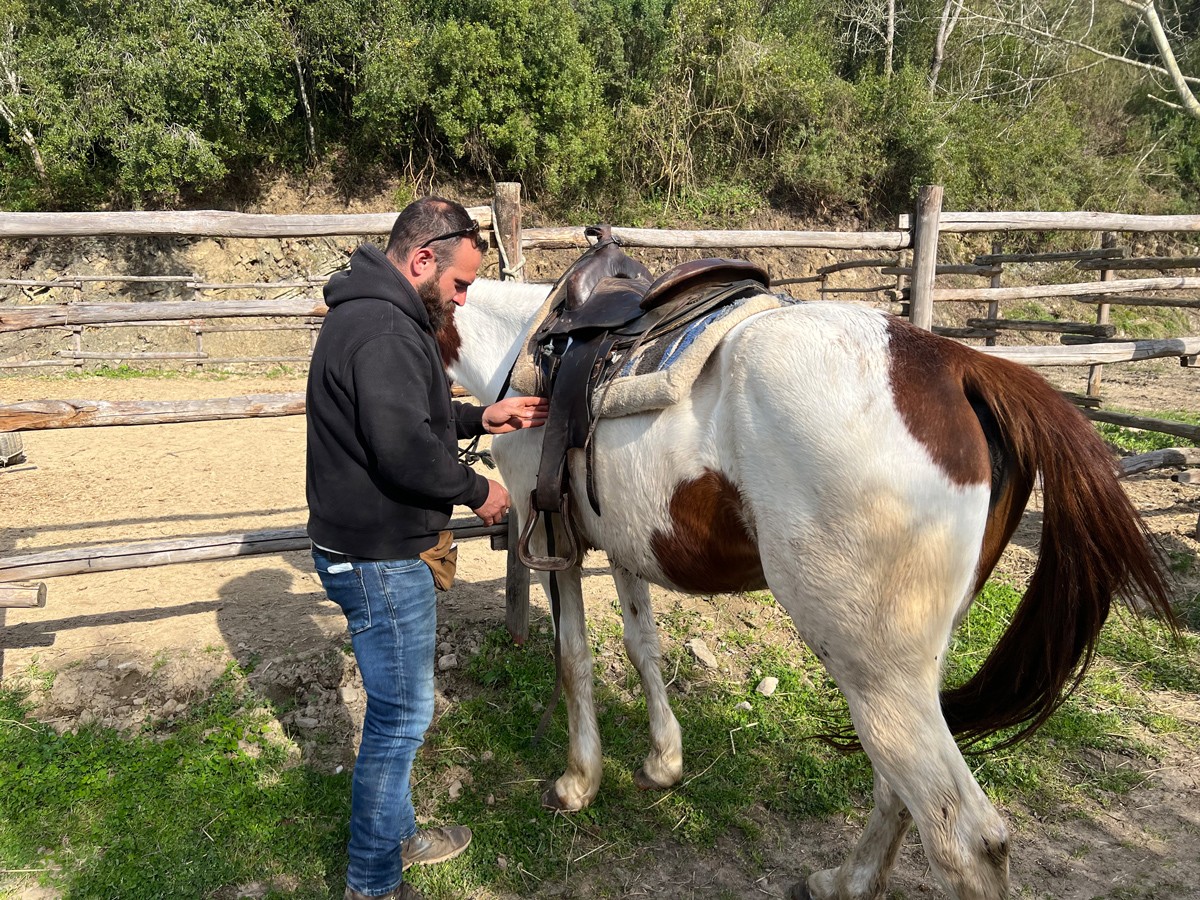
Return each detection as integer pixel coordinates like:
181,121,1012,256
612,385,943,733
940,346,1176,749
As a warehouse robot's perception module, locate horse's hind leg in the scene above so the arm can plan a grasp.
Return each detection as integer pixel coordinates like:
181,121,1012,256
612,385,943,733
797,656,1009,900
794,774,911,900
612,564,682,790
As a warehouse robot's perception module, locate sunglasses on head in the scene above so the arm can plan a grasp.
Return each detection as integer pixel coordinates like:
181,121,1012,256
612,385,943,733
418,221,485,251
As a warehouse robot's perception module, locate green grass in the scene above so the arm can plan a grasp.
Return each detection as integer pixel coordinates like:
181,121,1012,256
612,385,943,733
1095,409,1200,452
0,665,348,900
2,587,1195,898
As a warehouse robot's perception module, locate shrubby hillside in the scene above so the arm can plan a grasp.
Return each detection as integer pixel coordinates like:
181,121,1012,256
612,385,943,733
0,0,1197,219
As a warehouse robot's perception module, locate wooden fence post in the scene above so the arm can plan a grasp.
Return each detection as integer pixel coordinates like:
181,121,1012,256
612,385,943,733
504,513,530,644
493,182,525,282
909,185,944,331
1087,232,1118,398
986,241,1002,347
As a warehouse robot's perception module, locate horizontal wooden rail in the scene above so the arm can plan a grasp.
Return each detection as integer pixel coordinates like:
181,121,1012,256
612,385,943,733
0,517,505,582
932,276,1200,303
1075,257,1200,272
965,319,1115,337
0,207,491,238
0,395,306,430
974,247,1129,265
0,299,328,333
0,387,470,429
521,226,912,251
980,336,1200,366
900,211,1200,233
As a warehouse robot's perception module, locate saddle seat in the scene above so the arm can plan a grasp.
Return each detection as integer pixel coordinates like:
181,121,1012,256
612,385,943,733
518,225,770,571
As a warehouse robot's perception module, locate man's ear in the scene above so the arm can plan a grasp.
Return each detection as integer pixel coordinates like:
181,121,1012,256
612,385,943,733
404,247,438,282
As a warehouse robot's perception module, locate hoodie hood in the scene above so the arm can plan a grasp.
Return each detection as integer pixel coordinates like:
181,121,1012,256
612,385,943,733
324,242,432,332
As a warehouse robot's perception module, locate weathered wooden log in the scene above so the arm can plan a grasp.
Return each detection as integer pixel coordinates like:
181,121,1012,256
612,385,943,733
978,336,1200,366
0,581,47,608
493,182,525,282
818,285,896,295
1059,335,1147,345
504,513,531,645
974,247,1129,265
880,264,1001,276
815,258,898,275
1172,470,1200,485
1086,232,1120,399
0,395,306,431
0,208,491,238
907,185,943,331
0,299,328,333
932,276,1200,303
933,326,1000,340
0,518,506,582
1120,448,1200,475
899,211,1200,233
965,318,1116,337
1080,409,1200,443
1060,392,1102,409
1075,256,1200,271
520,226,912,251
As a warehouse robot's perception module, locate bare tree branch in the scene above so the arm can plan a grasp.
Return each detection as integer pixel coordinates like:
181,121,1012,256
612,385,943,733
1113,0,1200,119
930,0,967,93
0,26,47,183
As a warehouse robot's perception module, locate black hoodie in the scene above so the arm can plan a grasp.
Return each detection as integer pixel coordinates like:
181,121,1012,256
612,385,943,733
306,243,489,559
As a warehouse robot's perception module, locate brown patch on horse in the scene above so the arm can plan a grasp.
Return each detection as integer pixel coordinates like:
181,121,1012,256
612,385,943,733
885,319,992,488
650,469,767,593
438,314,462,369
887,319,1036,595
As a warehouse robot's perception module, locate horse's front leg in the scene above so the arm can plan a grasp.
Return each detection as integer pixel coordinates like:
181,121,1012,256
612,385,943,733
611,564,682,790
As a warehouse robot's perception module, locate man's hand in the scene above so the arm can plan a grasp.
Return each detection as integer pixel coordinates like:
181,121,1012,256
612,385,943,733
472,479,512,526
483,395,550,434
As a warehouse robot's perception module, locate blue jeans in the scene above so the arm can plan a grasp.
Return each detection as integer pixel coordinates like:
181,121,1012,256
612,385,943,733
312,548,437,897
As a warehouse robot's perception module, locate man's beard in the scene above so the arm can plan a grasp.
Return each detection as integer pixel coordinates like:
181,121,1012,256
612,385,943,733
417,276,452,334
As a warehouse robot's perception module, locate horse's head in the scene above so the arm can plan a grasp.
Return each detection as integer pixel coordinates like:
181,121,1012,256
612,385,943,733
445,278,551,402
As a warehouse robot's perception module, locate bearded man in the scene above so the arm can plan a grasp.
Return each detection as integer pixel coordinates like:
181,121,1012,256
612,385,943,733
306,196,547,900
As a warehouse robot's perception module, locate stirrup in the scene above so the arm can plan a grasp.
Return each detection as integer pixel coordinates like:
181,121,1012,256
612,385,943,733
517,491,581,571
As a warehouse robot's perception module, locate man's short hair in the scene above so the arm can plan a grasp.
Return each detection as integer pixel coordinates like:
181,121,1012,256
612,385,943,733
386,197,486,268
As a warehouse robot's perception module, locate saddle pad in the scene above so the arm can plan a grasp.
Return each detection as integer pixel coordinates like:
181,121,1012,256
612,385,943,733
592,292,793,418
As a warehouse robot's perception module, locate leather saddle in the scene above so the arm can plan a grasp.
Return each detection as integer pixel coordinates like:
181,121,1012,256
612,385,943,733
517,225,770,571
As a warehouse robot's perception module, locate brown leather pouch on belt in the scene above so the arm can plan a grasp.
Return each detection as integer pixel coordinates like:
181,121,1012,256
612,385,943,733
419,530,458,591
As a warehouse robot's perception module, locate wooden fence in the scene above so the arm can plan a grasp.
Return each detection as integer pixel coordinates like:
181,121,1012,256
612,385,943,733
3,183,1198,615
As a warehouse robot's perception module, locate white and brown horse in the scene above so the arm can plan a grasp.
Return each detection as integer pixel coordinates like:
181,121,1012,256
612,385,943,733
443,278,1172,900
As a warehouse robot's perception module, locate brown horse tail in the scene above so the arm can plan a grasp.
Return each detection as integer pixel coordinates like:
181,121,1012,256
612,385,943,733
941,346,1177,749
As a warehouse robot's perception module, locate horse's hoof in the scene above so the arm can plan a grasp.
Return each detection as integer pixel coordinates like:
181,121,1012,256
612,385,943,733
633,767,667,791
540,784,571,811
785,880,813,900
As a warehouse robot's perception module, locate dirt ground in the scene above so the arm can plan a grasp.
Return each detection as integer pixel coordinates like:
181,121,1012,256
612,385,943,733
1,358,1199,900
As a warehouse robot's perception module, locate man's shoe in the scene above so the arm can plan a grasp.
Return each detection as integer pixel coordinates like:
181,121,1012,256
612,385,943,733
401,825,473,871
344,884,423,900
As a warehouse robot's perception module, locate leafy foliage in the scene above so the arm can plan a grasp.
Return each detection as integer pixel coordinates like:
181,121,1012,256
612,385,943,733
0,0,1197,214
